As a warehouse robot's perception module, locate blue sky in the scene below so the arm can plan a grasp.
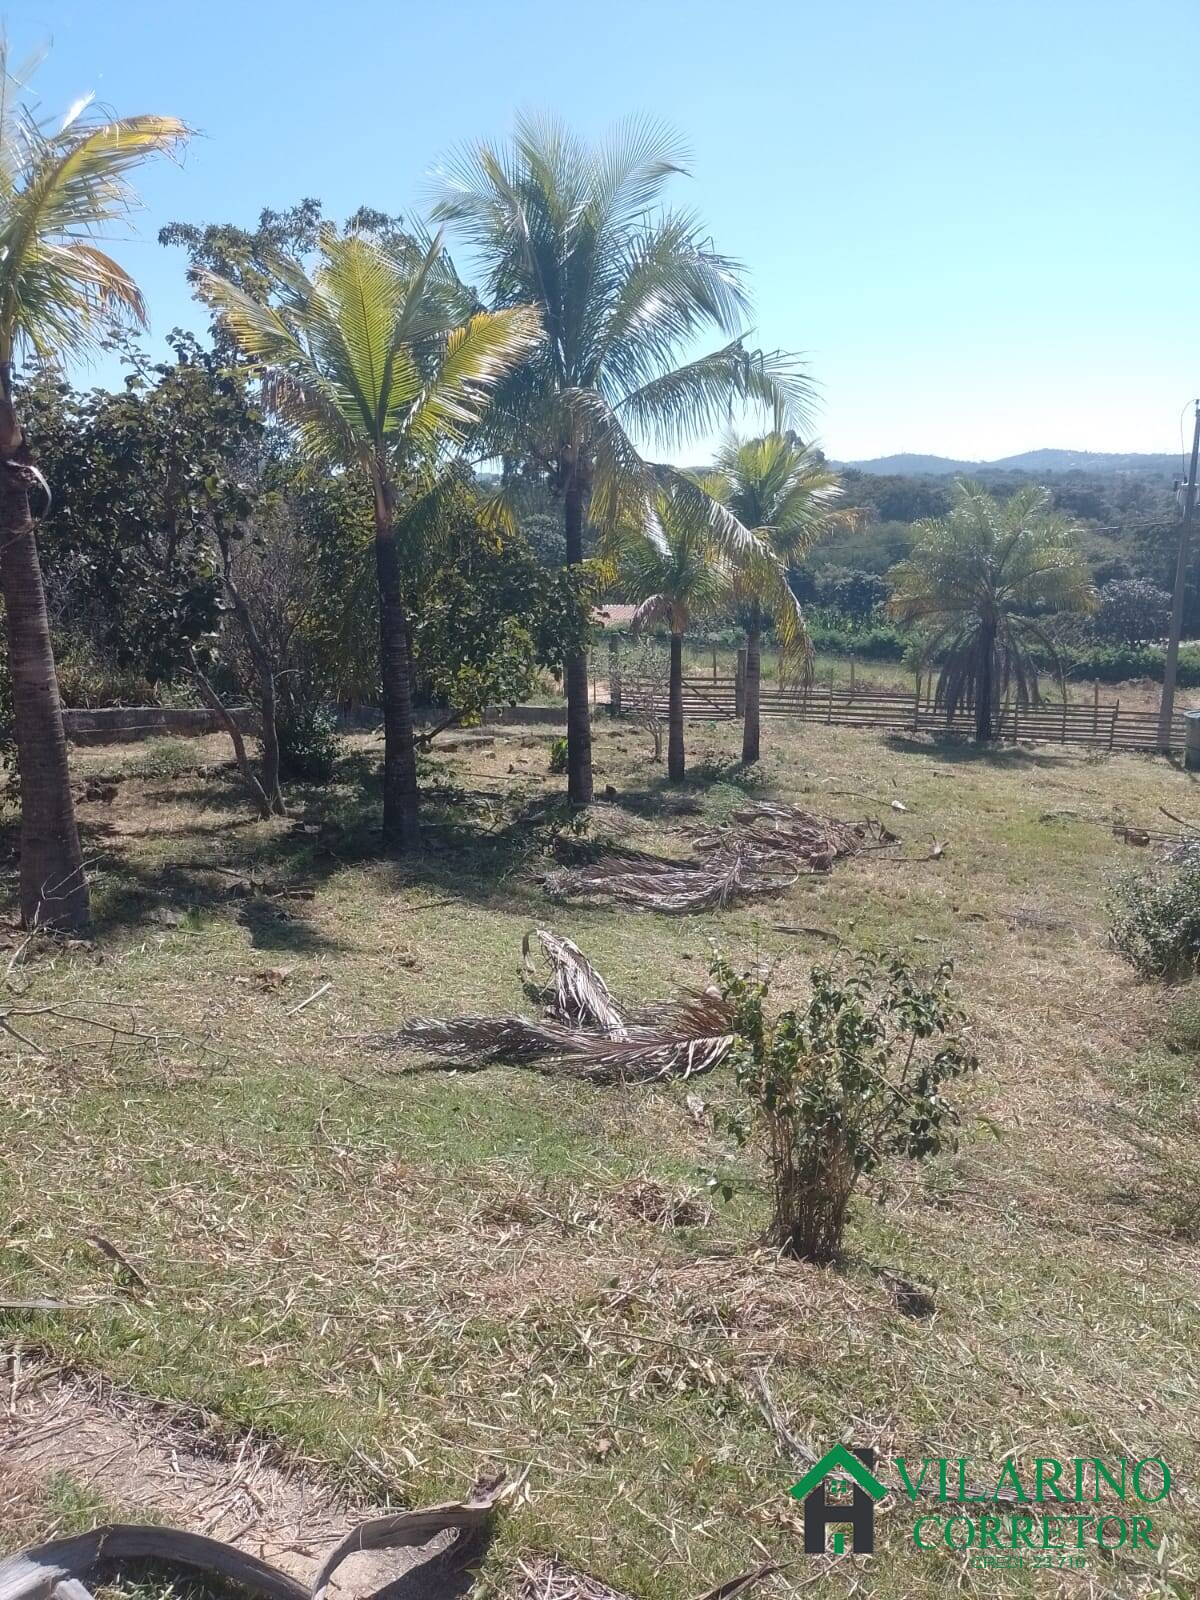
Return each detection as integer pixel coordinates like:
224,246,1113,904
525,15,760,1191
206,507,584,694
5,0,1196,463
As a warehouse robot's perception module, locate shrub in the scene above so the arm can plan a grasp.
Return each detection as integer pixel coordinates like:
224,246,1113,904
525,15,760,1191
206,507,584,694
548,735,569,775
139,737,194,780
277,705,340,784
1109,855,1200,979
713,953,975,1263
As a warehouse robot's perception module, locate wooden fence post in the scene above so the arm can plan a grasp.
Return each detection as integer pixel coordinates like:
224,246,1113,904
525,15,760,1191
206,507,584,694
734,648,747,717
913,673,921,733
1110,700,1119,751
711,645,718,686
608,635,622,717
849,659,856,700
827,667,835,724
1093,680,1100,735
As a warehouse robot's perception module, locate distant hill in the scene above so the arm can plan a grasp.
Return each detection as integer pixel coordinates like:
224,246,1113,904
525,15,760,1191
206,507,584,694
842,449,1179,479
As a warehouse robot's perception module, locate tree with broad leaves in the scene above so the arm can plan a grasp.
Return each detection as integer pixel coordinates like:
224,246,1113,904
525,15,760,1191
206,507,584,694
0,41,186,929
431,114,814,806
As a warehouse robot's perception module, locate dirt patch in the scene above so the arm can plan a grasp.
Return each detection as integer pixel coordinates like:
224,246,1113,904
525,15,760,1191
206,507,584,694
0,1360,458,1595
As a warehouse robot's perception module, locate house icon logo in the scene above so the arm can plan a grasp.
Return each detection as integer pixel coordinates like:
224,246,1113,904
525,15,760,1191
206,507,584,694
789,1445,887,1554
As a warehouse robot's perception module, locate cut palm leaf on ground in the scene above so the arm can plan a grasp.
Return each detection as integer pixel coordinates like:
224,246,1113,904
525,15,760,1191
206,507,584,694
542,804,899,913
387,927,735,1083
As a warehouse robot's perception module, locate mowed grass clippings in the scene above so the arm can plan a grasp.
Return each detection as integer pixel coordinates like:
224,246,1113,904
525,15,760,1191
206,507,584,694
0,720,1198,1599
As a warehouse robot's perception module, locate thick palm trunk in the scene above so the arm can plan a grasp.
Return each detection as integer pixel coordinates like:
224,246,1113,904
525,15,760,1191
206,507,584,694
975,623,997,743
563,470,593,805
667,632,685,782
373,473,419,850
0,381,90,932
742,614,762,765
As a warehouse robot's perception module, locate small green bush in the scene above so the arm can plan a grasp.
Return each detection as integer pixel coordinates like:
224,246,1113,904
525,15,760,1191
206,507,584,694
713,953,975,1263
1109,857,1200,979
277,705,340,784
548,735,569,775
139,737,194,780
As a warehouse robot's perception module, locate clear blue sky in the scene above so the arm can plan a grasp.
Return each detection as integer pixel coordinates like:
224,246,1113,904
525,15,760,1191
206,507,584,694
5,0,1196,463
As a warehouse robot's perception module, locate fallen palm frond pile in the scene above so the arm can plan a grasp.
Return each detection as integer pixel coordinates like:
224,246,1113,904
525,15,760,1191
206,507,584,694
541,802,897,914
386,927,735,1083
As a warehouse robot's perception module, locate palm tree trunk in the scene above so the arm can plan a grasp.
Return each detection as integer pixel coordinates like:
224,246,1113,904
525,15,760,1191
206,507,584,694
668,632,685,782
975,622,996,743
373,470,419,850
0,379,90,932
742,611,762,765
563,467,593,806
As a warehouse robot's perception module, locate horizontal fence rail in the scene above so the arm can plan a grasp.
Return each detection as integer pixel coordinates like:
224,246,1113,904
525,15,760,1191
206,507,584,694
616,675,1186,753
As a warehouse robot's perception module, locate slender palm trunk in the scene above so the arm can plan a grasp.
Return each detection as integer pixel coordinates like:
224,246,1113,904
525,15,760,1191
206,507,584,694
742,611,762,765
0,378,89,932
975,620,997,743
667,632,685,782
563,467,593,805
373,470,419,850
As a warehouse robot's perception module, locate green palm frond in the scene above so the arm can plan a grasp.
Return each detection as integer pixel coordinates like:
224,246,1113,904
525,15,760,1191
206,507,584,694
0,78,188,362
199,229,541,475
616,344,812,452
431,117,817,534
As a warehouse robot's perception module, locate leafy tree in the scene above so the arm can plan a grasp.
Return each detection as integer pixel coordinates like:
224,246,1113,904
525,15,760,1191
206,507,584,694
1092,578,1171,646
705,434,852,762
815,567,890,619
0,45,186,929
620,485,732,782
889,481,1097,741
197,228,540,850
432,114,812,805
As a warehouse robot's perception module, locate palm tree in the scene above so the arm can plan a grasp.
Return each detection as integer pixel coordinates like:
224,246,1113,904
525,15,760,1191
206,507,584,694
432,115,813,805
197,229,540,850
620,483,792,782
0,45,186,929
707,434,854,763
889,480,1096,742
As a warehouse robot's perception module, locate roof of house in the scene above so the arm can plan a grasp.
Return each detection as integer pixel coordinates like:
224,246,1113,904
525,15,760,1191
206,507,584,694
593,604,639,631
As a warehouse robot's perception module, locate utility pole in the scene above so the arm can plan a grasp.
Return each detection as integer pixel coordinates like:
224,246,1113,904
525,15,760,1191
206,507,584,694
1158,398,1200,753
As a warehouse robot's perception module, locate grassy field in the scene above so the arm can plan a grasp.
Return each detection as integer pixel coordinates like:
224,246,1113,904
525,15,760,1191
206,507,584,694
2,716,1199,1597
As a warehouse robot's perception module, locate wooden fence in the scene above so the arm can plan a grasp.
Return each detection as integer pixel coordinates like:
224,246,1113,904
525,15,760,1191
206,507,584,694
616,672,1186,754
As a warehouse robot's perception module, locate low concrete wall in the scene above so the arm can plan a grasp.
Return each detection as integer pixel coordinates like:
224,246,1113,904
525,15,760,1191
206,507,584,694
340,703,568,731
63,706,257,745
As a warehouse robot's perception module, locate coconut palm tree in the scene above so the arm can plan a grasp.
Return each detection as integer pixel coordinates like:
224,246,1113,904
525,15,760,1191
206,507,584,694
432,115,813,806
197,229,540,850
889,480,1096,742
0,45,187,930
707,434,855,763
621,488,730,781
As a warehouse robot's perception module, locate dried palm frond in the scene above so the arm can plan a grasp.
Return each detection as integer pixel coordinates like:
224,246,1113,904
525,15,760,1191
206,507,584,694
393,1012,581,1066
388,930,734,1084
542,842,798,915
521,926,626,1034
